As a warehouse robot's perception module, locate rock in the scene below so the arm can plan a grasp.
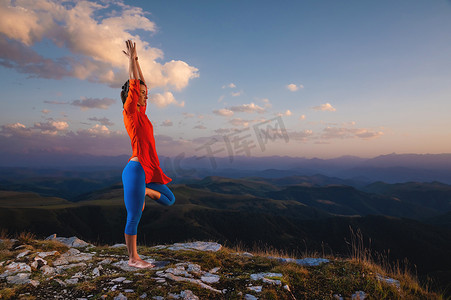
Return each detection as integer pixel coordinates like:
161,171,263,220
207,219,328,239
99,258,113,265
92,266,102,277
31,257,47,269
165,241,222,252
37,251,59,258
187,263,202,275
124,289,134,293
56,262,87,273
267,256,329,266
244,294,258,300
352,291,367,299
112,259,156,272
201,273,220,284
139,293,147,299
111,285,118,291
45,234,91,248
242,252,254,257
123,280,133,284
65,278,79,284
152,296,163,300
54,278,67,286
180,290,199,300
41,265,55,276
209,266,220,273
111,243,127,248
162,273,222,293
0,262,31,277
6,273,30,284
250,272,283,281
53,248,94,266
248,286,263,293
112,276,127,283
16,250,31,258
114,293,127,300
376,274,400,289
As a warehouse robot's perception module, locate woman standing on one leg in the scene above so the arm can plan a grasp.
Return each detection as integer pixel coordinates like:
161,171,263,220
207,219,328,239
121,40,175,269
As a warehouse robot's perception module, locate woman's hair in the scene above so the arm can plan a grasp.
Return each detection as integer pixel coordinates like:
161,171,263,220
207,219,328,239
121,79,146,106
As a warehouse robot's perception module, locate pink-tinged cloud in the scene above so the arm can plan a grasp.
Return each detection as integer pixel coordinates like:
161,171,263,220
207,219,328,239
71,97,116,110
228,102,265,114
193,124,207,130
161,120,173,127
88,117,114,126
312,102,336,111
321,127,383,140
0,0,198,89
213,108,234,117
150,92,184,108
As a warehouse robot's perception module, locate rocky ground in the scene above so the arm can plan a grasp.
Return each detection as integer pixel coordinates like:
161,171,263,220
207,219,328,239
0,234,440,299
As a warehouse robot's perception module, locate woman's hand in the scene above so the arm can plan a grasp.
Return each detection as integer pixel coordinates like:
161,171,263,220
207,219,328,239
123,40,137,60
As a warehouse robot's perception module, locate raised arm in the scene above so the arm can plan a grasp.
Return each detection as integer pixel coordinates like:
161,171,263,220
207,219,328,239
123,40,138,80
136,58,146,87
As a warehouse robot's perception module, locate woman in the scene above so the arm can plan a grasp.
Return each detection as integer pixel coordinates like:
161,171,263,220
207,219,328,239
121,40,175,268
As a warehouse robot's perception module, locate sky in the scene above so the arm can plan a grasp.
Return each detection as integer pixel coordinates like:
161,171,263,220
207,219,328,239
0,0,450,162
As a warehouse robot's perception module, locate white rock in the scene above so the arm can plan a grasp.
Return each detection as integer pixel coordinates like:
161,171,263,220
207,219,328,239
41,265,55,276
53,249,93,266
248,286,263,293
99,258,113,265
111,285,118,291
162,273,222,293
209,267,220,273
54,278,67,286
37,251,59,258
242,252,254,257
333,294,344,300
0,262,31,277
139,293,147,299
31,257,47,269
244,294,258,300
112,276,127,283
124,289,134,293
166,241,222,252
114,293,127,300
6,272,31,284
93,266,102,277
250,272,283,281
376,274,400,289
123,280,133,284
111,243,127,248
56,262,87,273
112,259,155,272
45,234,91,248
352,290,367,299
180,290,199,300
187,263,202,274
16,250,31,258
152,296,164,300
201,273,220,284
65,278,79,284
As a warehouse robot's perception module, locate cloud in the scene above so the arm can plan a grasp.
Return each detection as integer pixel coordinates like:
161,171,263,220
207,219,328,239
286,83,304,92
231,91,242,97
289,129,314,141
44,100,68,105
228,102,265,114
229,118,250,127
161,120,173,127
78,124,110,136
218,95,225,103
0,123,31,137
193,124,207,130
33,120,69,135
299,114,306,120
183,112,195,118
151,92,184,108
222,83,236,89
312,102,336,111
213,108,234,117
88,117,114,126
71,97,116,110
0,0,198,89
320,127,383,140
262,98,272,109
41,109,50,114
285,110,292,116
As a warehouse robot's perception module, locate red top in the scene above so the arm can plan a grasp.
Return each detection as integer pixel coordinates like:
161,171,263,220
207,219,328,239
123,79,172,184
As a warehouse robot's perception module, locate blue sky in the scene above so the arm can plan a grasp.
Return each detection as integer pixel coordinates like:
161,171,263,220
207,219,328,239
0,0,450,160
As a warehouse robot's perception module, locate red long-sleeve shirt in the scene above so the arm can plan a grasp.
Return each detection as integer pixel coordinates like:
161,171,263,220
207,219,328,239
123,79,172,184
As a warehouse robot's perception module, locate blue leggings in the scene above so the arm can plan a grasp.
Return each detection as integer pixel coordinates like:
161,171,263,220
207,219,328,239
122,160,175,235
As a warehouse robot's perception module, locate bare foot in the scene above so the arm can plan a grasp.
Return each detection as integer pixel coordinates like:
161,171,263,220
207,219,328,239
128,258,154,269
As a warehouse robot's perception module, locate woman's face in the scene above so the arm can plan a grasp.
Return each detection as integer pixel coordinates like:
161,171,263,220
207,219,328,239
138,84,148,107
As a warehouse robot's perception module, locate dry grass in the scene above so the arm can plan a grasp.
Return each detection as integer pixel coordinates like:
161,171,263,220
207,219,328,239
17,232,36,245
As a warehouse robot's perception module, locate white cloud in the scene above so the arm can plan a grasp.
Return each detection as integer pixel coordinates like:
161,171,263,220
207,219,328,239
222,83,236,89
312,102,336,111
228,102,265,114
218,95,225,103
34,120,69,135
183,112,195,118
231,91,242,97
161,120,173,127
213,108,234,117
285,110,292,116
0,122,31,137
41,109,50,114
79,124,110,136
71,97,116,110
286,83,304,92
289,129,314,141
0,0,198,89
151,92,184,108
299,114,306,120
262,98,272,109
